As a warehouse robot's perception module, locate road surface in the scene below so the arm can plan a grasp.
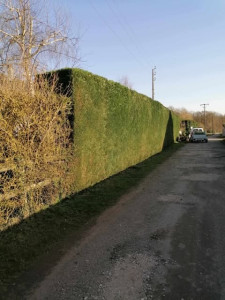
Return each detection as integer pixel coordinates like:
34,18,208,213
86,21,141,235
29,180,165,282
27,136,225,299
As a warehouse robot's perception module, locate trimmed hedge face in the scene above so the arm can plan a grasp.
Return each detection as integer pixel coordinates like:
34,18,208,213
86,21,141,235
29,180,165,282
56,68,180,191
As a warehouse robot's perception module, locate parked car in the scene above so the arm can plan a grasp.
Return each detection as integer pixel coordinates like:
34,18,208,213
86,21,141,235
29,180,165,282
188,127,204,139
190,131,208,143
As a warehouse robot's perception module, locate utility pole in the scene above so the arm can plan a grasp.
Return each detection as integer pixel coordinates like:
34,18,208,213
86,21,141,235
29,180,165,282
152,66,156,100
212,115,214,134
200,103,209,132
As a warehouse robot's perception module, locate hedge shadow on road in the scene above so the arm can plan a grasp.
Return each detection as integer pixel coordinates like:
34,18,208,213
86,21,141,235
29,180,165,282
0,142,183,297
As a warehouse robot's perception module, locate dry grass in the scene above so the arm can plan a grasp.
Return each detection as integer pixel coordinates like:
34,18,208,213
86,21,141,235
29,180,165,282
0,76,74,230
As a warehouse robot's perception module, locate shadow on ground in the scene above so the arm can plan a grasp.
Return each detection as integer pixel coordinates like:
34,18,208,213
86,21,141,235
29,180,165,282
0,143,183,297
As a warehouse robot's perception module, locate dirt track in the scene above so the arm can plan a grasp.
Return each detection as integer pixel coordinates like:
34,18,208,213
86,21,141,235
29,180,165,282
27,136,225,299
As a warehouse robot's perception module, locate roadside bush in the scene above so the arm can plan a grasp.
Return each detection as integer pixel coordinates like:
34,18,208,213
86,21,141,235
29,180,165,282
0,76,73,229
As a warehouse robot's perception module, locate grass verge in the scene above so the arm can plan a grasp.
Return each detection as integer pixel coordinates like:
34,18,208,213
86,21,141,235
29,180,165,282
0,143,184,294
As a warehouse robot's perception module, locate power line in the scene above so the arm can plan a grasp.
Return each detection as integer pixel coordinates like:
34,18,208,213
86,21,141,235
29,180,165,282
109,0,153,68
104,0,153,70
87,0,148,70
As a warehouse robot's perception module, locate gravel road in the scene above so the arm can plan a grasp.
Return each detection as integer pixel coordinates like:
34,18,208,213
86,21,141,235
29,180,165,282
27,136,225,300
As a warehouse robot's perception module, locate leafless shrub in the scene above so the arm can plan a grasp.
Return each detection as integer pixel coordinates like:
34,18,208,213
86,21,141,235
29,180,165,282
118,76,133,89
0,75,74,229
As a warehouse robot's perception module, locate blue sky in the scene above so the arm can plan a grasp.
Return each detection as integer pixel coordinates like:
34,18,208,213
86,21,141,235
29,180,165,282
53,0,225,114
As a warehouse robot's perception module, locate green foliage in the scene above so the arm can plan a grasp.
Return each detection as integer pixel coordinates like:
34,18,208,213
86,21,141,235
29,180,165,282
56,68,180,192
0,68,180,230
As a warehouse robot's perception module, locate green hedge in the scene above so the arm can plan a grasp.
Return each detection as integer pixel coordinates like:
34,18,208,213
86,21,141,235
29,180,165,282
55,68,180,192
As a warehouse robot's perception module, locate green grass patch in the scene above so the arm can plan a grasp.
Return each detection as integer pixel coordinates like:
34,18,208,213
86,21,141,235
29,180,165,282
0,143,183,295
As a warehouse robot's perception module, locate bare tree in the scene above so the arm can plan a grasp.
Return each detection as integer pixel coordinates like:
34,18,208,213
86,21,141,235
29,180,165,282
168,106,193,121
0,0,79,87
119,75,133,89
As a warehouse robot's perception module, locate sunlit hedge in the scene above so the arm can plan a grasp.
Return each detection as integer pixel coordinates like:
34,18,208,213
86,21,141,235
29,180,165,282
56,68,180,191
0,68,180,229
0,77,73,229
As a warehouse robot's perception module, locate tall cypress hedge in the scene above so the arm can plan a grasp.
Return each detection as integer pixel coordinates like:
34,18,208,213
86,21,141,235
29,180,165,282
55,68,180,192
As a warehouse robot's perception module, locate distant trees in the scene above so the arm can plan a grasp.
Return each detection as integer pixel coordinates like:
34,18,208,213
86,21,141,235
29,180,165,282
192,111,225,133
170,106,225,133
168,107,193,121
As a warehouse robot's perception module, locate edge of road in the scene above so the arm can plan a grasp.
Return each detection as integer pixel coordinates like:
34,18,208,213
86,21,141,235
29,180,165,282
0,142,187,297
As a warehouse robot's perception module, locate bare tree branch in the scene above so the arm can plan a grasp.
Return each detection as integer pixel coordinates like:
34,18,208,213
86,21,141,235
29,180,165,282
119,76,133,89
0,0,80,88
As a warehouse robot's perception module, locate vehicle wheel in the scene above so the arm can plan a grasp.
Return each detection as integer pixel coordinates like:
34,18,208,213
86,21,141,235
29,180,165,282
205,139,208,143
